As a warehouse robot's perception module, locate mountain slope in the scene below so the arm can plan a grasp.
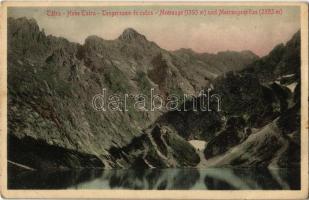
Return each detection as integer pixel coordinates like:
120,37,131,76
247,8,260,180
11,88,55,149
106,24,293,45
152,30,300,168
7,17,292,170
203,31,301,168
242,31,300,82
171,48,258,92
8,17,257,169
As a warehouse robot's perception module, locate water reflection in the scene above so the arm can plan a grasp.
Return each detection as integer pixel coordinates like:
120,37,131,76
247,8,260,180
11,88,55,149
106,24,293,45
8,167,300,190
106,168,201,190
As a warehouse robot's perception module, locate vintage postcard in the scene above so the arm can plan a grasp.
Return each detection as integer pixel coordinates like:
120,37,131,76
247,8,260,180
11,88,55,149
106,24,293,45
0,1,308,199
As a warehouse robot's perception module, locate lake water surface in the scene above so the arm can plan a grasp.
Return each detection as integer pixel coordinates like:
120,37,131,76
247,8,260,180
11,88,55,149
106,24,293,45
8,167,300,190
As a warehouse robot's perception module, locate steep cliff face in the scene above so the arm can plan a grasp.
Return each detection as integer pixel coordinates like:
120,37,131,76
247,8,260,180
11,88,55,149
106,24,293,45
243,31,300,82
151,30,300,168
8,17,297,170
7,17,196,169
8,17,257,169
202,31,300,168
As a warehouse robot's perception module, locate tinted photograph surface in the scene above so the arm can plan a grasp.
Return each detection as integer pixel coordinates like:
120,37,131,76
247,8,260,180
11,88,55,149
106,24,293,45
1,2,308,199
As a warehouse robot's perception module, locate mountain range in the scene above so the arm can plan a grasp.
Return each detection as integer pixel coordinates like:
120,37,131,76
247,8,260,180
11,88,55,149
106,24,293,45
7,17,300,170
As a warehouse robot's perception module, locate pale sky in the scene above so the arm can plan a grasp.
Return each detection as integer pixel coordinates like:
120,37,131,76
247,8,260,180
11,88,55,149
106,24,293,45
9,6,300,56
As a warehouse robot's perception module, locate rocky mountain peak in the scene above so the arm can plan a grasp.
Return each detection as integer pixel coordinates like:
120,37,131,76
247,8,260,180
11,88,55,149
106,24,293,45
118,28,147,42
7,16,301,172
8,17,40,36
239,50,260,60
290,30,300,41
84,35,106,46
